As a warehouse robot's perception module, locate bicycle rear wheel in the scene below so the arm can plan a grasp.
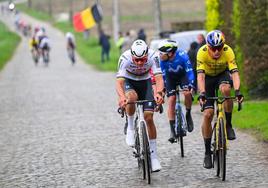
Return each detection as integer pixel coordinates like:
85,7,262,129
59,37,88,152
141,121,151,184
219,117,226,181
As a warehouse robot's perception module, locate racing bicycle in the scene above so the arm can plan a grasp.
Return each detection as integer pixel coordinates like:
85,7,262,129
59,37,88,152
118,100,157,184
169,88,189,157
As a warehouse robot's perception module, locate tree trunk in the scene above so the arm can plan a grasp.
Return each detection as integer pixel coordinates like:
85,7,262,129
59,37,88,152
153,0,162,38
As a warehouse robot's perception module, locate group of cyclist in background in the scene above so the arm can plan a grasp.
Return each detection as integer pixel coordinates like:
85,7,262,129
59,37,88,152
28,27,76,66
116,30,244,172
29,27,51,66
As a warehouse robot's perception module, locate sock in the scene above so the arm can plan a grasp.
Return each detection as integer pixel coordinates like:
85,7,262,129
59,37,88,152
204,138,211,155
186,108,191,114
169,120,175,135
225,112,232,128
150,139,157,159
169,120,175,127
127,115,134,130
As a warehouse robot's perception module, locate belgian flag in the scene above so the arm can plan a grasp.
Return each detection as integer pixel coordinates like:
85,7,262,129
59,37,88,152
73,4,102,32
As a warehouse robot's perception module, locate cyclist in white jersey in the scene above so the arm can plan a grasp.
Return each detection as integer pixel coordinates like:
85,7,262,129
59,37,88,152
116,39,165,172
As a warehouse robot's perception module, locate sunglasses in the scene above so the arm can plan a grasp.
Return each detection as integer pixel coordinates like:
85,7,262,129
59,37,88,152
159,51,168,55
133,56,148,63
209,44,224,52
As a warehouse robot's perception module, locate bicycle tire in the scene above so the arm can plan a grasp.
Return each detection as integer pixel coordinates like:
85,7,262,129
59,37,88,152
219,117,226,181
213,125,220,176
179,135,184,157
134,126,141,169
141,121,151,184
176,106,184,157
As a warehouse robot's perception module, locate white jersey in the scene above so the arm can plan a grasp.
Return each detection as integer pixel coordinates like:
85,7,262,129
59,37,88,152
39,37,50,49
116,49,162,81
66,32,75,44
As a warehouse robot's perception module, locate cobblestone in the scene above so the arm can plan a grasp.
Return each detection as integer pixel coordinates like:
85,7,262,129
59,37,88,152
1,5,268,187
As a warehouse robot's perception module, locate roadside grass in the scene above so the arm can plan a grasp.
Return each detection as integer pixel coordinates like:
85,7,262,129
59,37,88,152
16,3,119,71
16,3,52,22
0,21,21,70
233,101,268,141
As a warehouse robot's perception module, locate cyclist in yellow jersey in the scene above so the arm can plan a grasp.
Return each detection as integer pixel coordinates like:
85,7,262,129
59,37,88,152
196,30,244,169
29,36,38,51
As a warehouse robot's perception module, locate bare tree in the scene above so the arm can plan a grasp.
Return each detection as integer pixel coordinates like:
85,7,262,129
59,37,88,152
69,0,73,24
113,0,120,42
27,0,32,8
153,0,162,38
48,0,52,17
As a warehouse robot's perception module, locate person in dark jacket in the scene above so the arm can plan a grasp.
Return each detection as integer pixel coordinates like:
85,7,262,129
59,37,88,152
187,41,199,91
99,30,110,63
137,28,146,42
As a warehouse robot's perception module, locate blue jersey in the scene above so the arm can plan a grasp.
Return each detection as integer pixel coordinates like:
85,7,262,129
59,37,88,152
160,49,195,86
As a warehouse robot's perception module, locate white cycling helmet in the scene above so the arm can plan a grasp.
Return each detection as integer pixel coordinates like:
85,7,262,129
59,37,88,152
131,39,148,58
158,39,178,53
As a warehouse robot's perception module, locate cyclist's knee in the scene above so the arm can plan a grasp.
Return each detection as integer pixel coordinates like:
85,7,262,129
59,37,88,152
125,90,138,101
220,84,231,95
144,111,154,123
203,109,214,121
168,95,176,105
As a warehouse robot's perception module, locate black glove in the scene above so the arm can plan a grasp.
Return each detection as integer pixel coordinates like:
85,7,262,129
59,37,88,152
235,90,244,102
198,92,206,102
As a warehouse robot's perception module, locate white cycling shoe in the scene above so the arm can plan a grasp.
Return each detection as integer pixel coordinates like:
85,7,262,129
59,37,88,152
151,158,161,172
126,129,135,147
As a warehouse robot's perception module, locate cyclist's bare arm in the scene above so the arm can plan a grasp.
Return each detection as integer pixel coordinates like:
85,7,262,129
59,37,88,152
116,78,127,107
231,71,241,91
197,72,205,93
154,74,164,94
154,74,164,104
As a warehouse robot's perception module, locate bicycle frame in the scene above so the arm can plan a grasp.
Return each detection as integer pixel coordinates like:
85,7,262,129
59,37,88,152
175,92,187,135
135,102,150,155
213,99,228,150
208,96,241,181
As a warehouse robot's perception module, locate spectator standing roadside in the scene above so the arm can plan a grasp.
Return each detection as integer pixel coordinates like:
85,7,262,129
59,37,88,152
121,31,131,53
137,28,146,42
197,34,206,49
187,41,199,91
99,30,110,63
116,31,124,54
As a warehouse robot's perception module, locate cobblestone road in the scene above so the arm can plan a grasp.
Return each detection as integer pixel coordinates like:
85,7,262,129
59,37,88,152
1,5,268,188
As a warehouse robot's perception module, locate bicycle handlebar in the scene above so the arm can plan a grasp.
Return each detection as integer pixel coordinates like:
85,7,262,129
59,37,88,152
200,96,242,112
117,100,163,118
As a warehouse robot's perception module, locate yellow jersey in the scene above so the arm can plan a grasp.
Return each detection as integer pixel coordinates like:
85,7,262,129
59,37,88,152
196,44,238,76
29,38,38,49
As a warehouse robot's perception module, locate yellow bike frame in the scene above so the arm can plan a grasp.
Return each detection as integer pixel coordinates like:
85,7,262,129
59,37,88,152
215,102,228,150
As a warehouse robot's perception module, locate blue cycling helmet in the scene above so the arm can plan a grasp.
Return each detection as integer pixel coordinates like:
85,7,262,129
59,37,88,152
206,30,225,47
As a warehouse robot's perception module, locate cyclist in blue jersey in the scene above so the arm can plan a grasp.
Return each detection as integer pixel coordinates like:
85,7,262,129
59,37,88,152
158,39,195,143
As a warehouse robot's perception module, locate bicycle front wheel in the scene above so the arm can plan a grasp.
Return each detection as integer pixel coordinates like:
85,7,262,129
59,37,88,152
212,125,220,176
179,135,184,157
219,117,226,181
176,107,184,158
141,121,151,184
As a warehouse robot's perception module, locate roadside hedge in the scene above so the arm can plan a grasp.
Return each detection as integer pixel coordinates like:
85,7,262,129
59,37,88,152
205,0,268,99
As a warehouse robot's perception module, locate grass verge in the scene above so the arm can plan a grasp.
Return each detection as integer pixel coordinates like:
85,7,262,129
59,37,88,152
0,20,21,70
233,100,268,141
